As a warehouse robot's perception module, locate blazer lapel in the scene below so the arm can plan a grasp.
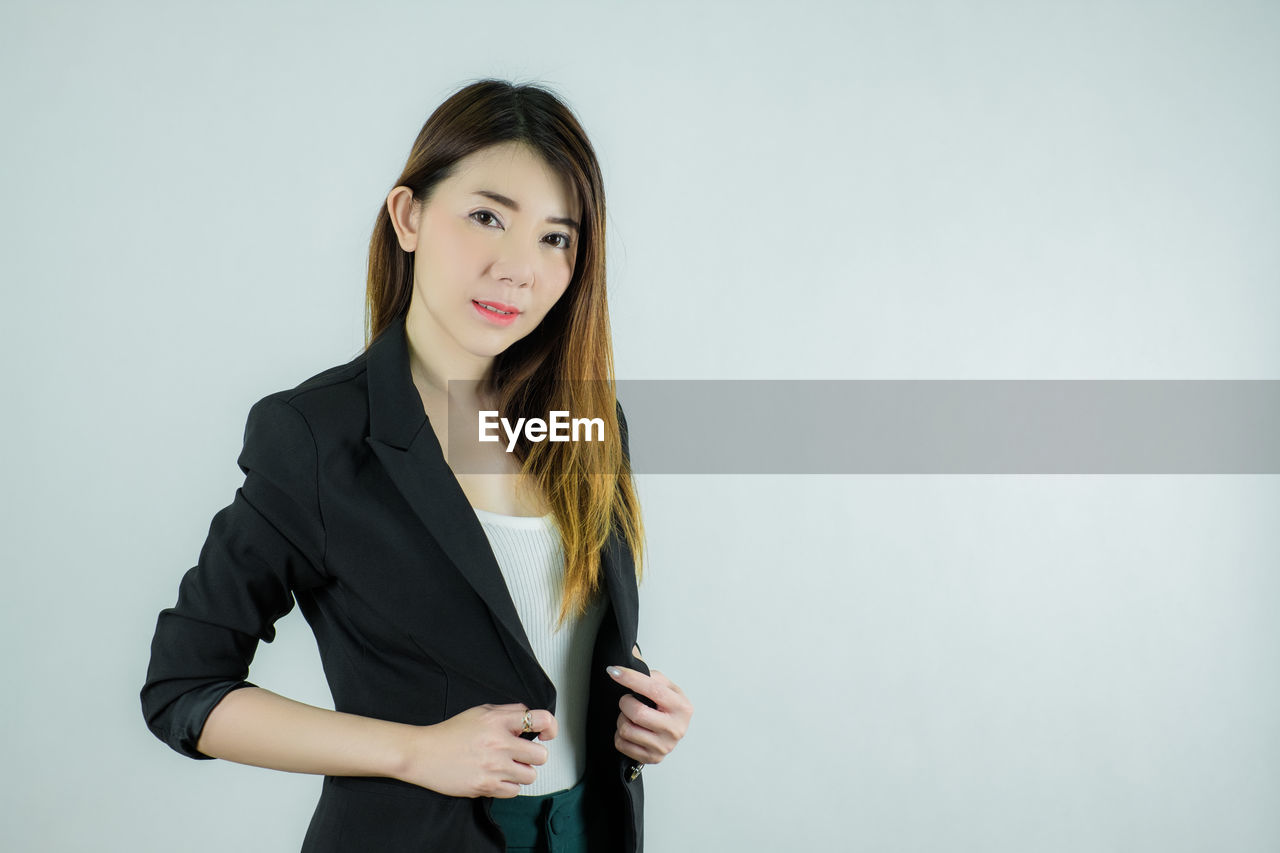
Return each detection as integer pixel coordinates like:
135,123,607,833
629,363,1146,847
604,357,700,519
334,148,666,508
361,317,554,704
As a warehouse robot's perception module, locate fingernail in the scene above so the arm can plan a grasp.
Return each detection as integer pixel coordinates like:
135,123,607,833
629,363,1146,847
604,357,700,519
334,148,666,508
606,666,621,678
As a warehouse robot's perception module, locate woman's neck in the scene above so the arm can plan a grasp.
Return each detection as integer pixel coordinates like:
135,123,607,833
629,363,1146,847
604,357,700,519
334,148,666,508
403,301,494,408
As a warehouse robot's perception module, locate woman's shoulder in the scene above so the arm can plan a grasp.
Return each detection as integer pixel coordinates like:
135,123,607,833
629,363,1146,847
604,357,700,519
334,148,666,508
253,345,372,436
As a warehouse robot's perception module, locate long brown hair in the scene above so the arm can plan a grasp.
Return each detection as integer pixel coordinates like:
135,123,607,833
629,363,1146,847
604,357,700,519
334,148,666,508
364,78,644,627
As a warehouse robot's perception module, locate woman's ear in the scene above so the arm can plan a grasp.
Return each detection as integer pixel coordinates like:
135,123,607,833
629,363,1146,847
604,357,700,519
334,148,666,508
386,186,420,252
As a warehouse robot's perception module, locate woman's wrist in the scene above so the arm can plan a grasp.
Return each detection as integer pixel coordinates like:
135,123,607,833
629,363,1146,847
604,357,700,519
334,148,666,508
388,721,438,784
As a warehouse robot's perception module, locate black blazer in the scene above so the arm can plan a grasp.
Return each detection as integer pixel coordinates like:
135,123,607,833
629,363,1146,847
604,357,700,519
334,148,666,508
140,316,649,852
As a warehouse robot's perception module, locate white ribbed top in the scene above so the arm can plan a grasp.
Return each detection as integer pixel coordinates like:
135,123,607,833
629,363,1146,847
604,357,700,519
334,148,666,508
472,506,606,795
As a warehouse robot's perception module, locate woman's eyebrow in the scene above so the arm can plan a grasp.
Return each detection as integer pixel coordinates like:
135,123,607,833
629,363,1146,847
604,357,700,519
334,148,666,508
470,189,580,232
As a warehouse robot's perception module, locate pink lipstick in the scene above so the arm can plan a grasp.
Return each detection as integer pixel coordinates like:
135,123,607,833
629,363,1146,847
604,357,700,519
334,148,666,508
472,299,519,327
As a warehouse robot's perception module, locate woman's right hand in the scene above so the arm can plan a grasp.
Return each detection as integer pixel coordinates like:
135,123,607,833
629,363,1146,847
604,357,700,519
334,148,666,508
398,703,558,798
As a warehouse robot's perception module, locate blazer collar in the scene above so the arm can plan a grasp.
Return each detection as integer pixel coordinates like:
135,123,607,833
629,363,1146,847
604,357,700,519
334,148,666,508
360,316,636,707
365,313,433,451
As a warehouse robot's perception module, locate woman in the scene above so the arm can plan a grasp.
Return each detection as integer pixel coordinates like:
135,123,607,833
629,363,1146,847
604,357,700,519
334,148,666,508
140,78,693,853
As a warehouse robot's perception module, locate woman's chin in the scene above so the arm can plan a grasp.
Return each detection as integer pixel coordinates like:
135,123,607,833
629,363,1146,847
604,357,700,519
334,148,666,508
462,334,519,360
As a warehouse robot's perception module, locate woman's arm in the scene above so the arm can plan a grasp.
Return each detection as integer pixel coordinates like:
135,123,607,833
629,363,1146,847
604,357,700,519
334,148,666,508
195,686,414,779
142,394,555,797
198,684,562,799
197,685,557,798
141,395,329,760
144,396,416,780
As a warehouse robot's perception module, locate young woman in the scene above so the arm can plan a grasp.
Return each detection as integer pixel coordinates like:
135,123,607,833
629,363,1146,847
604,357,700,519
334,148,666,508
140,79,692,853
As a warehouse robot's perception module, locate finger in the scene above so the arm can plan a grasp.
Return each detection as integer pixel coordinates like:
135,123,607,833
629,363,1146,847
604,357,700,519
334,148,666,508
506,705,533,736
647,670,684,699
612,665,674,699
619,693,668,733
651,670,678,689
616,709,659,743
621,692,692,746
505,759,538,788
508,707,559,742
516,739,551,766
611,666,683,711
606,665,656,700
491,779,523,799
614,731,653,764
506,706,546,738
616,712,675,758
646,671,680,699
614,726,662,764
536,710,559,741
619,706,670,747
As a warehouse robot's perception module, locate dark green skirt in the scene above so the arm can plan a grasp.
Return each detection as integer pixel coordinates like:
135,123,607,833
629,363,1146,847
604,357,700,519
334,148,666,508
488,775,598,853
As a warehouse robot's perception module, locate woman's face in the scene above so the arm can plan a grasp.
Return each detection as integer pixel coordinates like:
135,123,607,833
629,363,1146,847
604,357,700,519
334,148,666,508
406,141,581,363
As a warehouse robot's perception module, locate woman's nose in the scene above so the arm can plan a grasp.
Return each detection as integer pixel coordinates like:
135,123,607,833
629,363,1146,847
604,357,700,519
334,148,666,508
490,242,534,287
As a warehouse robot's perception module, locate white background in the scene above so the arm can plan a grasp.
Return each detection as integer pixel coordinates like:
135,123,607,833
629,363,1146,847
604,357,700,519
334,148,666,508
2,1,1277,850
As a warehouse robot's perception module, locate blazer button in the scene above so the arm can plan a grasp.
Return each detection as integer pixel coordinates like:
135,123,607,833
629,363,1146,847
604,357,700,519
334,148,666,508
627,763,643,782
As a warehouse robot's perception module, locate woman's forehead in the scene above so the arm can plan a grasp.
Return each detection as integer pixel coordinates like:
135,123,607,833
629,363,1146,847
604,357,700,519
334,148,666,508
447,143,579,215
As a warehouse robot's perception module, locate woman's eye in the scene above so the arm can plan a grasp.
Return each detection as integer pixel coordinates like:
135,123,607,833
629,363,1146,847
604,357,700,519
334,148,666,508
472,211,570,250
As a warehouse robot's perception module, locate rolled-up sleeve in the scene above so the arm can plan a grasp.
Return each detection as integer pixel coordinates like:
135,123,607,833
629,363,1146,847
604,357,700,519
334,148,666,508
140,394,328,759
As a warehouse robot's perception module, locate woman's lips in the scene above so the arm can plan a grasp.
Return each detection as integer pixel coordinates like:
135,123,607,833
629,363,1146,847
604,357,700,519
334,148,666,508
472,299,519,327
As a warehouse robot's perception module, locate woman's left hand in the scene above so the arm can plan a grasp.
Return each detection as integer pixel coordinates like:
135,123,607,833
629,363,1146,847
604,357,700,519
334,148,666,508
606,646,693,765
